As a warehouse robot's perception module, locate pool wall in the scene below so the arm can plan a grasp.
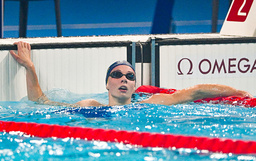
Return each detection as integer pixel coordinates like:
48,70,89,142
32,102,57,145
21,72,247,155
0,34,256,101
0,36,137,101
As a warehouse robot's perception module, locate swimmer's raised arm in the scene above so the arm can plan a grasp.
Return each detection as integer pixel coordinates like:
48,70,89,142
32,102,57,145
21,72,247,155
140,84,253,105
10,41,43,102
9,41,78,107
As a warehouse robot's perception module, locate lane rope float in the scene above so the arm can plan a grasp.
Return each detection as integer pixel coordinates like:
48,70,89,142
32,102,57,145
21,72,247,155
0,120,256,154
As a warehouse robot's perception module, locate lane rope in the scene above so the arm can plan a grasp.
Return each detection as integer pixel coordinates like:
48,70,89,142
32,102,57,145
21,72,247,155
0,120,256,154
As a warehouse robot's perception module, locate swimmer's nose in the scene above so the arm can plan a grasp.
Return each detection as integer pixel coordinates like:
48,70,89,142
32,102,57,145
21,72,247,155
121,78,128,84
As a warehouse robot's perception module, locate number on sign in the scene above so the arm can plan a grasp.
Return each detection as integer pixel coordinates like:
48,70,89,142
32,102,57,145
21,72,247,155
238,0,247,16
227,0,254,22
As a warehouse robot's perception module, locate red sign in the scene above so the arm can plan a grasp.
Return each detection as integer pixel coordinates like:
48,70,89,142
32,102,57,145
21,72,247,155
227,0,254,22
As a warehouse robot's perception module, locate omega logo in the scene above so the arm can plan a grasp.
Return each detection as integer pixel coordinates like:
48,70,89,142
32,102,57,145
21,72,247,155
177,57,256,75
177,58,193,75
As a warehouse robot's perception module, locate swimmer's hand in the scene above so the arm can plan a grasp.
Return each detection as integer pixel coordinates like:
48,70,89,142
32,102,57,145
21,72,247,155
10,41,33,69
236,90,253,98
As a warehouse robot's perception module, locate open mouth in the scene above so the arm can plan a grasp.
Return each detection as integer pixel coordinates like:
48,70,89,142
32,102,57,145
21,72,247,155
119,86,128,91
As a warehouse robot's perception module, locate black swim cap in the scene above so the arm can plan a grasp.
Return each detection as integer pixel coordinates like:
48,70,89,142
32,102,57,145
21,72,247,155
105,61,135,84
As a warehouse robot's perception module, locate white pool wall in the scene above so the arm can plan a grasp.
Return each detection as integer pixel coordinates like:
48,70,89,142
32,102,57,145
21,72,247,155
1,34,255,101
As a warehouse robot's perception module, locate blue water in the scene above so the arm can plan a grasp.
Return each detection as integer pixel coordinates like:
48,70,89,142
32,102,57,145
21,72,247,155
0,89,256,160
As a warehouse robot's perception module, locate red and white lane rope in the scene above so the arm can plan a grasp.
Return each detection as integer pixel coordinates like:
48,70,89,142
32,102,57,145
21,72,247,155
0,121,256,154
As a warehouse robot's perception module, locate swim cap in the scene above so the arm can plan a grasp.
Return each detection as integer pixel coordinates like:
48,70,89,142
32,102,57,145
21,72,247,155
105,60,135,84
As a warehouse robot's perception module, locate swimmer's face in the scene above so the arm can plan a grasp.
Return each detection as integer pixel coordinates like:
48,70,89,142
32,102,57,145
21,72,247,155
106,65,136,100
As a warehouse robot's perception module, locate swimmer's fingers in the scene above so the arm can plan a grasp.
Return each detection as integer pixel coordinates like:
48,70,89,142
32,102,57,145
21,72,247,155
246,92,254,98
10,41,32,67
240,90,254,98
13,41,31,52
242,91,253,98
10,50,24,65
13,41,19,46
10,50,19,60
9,42,19,60
9,42,19,58
14,41,30,50
26,42,31,50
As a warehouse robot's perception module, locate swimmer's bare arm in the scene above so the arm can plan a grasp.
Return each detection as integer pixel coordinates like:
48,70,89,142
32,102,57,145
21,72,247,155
9,41,80,107
10,41,43,102
140,84,253,105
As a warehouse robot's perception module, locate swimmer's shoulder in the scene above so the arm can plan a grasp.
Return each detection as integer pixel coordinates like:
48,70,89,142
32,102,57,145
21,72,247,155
75,99,104,107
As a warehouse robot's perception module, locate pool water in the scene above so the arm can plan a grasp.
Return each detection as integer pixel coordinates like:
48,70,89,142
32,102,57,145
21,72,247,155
0,89,256,160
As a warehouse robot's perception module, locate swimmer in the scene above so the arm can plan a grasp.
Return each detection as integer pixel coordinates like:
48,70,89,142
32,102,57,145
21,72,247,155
10,41,253,107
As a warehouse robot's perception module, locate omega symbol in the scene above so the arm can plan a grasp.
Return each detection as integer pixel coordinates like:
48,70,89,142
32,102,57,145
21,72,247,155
177,58,193,75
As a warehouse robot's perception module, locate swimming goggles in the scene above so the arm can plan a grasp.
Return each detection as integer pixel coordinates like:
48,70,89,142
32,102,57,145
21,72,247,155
109,71,136,81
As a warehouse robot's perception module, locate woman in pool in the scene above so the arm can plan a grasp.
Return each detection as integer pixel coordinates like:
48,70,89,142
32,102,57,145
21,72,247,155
10,41,253,107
